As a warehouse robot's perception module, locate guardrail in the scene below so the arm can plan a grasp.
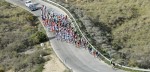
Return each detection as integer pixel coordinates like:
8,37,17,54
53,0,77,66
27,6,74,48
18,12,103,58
45,0,150,72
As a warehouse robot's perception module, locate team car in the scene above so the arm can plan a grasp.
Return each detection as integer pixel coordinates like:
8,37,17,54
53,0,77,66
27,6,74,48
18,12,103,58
25,0,37,11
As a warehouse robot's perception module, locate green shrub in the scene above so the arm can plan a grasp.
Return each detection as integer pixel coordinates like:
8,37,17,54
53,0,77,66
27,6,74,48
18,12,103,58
33,64,44,72
25,15,37,26
29,31,48,44
0,65,4,72
0,69,4,72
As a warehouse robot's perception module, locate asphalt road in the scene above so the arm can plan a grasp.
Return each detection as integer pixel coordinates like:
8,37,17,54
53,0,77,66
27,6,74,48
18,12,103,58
6,0,124,72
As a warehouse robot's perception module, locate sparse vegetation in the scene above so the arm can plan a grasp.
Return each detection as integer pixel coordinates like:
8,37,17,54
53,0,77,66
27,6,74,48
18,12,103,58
0,0,50,72
50,0,150,69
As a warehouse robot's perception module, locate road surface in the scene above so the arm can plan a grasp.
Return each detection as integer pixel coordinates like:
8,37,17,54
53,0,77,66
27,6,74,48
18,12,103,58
6,0,124,72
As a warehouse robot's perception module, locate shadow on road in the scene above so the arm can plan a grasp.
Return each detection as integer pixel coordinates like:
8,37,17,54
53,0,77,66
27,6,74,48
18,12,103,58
36,7,41,10
34,3,39,6
34,3,41,10
48,36,55,40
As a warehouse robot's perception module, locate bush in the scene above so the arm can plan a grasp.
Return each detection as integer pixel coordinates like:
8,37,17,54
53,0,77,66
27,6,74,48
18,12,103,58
0,65,4,72
14,62,27,72
0,69,4,72
25,15,37,26
29,31,48,44
0,0,10,8
33,64,44,72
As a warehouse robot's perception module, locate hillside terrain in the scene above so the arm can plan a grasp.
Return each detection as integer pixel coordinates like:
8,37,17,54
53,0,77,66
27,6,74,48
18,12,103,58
51,0,150,69
0,0,50,72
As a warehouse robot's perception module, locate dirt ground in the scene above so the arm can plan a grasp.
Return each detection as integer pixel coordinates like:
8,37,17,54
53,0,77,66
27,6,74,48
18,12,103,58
42,42,67,72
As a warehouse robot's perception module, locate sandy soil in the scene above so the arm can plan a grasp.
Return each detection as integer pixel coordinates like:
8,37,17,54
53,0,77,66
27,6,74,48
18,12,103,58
42,42,67,72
